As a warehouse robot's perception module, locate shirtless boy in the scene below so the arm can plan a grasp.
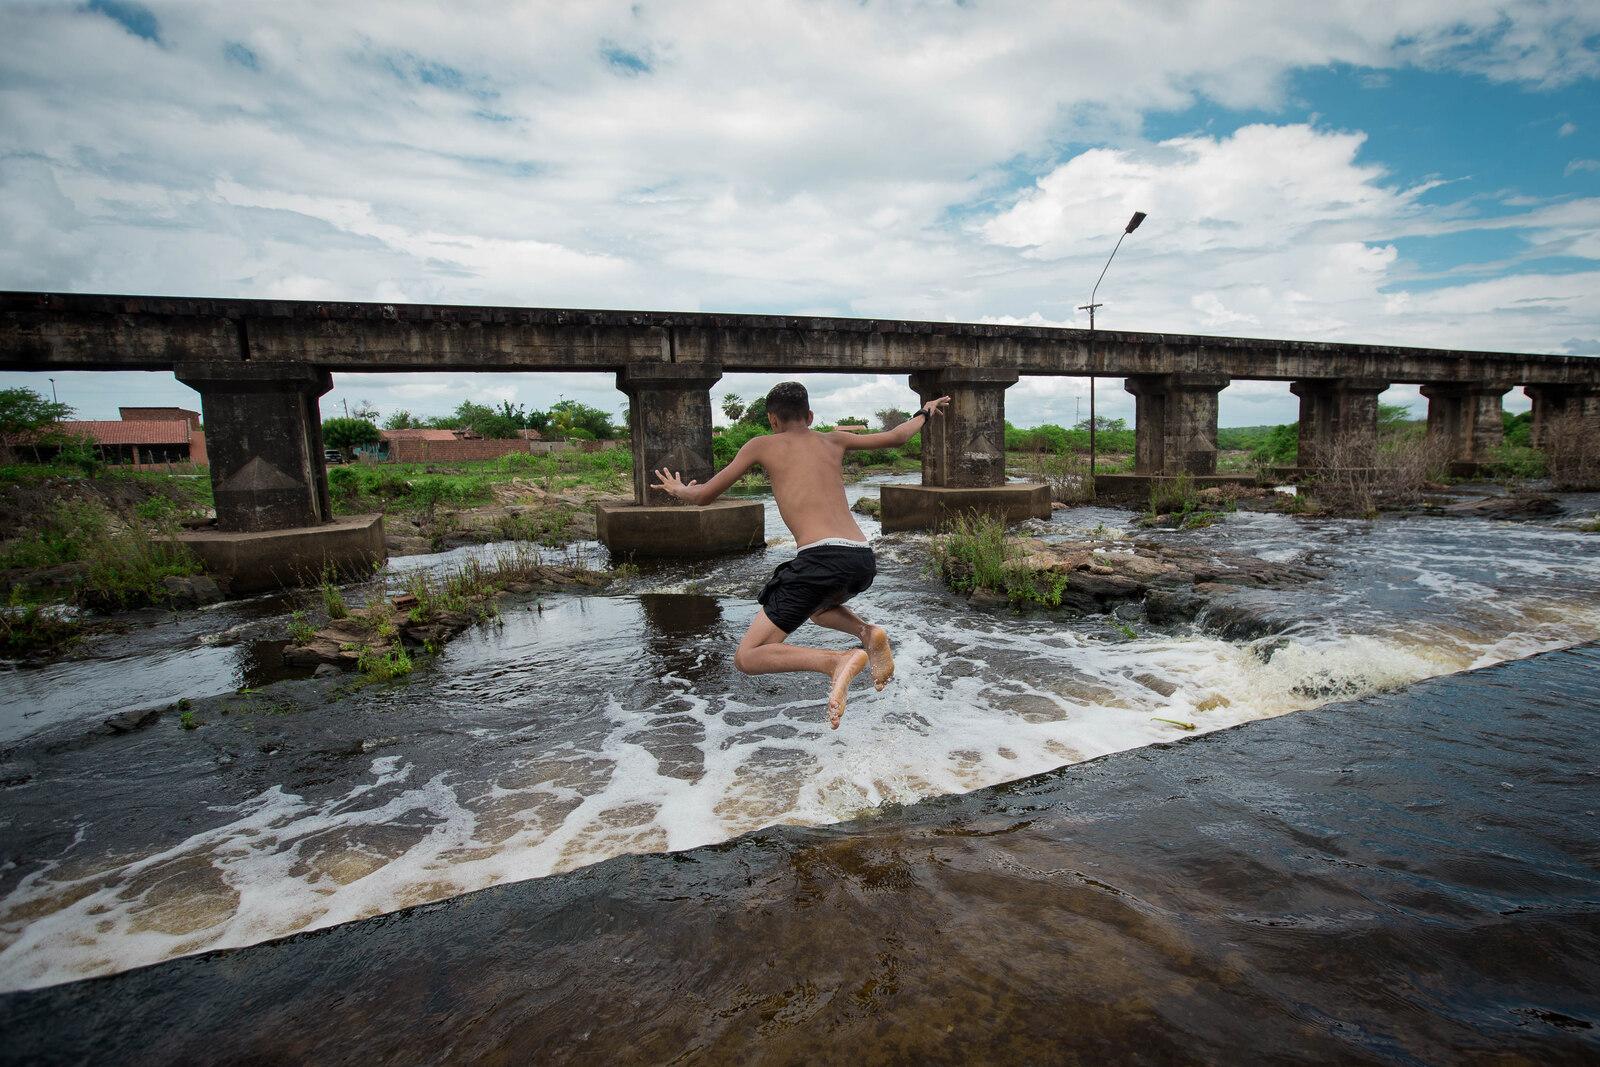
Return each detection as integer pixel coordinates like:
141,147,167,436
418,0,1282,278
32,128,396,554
652,382,950,729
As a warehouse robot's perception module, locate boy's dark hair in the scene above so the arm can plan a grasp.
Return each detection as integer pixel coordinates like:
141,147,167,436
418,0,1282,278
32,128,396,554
765,381,810,425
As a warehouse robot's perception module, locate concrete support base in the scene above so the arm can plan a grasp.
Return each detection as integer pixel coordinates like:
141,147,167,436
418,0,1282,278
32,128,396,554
596,500,765,557
175,514,385,595
1093,473,1260,502
879,483,1050,532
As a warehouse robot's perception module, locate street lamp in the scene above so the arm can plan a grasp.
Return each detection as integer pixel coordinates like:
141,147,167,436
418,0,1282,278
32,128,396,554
48,377,57,404
1079,210,1147,478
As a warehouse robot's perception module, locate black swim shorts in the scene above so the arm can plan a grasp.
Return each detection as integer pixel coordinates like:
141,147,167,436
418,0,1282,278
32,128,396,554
757,542,876,634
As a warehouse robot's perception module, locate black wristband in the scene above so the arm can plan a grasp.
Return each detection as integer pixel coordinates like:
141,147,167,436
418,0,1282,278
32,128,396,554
909,409,929,423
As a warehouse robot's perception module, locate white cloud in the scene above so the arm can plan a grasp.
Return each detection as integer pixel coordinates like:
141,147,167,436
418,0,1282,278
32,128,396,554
1559,121,1579,137
1567,159,1600,176
1,0,1597,429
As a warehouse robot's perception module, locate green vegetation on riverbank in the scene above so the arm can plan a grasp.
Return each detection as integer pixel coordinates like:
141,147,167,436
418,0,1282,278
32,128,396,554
326,448,632,514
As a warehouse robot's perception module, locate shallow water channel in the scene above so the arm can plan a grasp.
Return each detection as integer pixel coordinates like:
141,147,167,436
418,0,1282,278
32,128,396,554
2,478,1598,992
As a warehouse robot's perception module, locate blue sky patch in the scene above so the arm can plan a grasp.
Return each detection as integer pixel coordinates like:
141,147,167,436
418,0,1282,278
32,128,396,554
600,40,652,76
84,0,159,43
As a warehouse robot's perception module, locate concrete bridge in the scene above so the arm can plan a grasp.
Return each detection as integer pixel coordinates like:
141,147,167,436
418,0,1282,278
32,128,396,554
5,292,1598,581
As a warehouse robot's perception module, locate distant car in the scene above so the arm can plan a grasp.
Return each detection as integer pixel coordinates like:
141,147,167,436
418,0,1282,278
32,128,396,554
323,449,345,464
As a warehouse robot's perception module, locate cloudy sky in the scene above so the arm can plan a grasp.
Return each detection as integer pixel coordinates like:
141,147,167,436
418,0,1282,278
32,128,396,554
2,0,1598,428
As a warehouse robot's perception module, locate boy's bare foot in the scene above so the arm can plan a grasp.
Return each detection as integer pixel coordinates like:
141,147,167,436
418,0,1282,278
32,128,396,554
863,625,894,691
828,650,870,729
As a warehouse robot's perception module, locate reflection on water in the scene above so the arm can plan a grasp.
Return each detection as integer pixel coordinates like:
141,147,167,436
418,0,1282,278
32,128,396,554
0,483,1598,991
4,645,1597,1064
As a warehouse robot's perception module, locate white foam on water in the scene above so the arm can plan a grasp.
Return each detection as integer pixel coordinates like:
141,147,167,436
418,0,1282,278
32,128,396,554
5,580,1599,992
4,504,1599,991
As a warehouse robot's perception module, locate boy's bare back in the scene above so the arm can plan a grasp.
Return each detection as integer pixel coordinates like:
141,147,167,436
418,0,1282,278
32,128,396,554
747,431,867,546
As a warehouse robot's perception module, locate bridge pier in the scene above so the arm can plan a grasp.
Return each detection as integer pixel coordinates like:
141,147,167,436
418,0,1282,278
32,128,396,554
880,368,1049,531
1124,373,1229,475
1290,377,1387,469
596,362,763,557
1422,382,1508,475
172,362,382,592
1525,384,1600,447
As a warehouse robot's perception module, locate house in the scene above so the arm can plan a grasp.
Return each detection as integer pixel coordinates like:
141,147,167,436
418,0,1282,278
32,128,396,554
21,409,209,466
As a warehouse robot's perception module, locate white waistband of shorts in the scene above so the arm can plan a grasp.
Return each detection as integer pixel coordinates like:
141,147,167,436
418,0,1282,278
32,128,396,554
796,536,872,552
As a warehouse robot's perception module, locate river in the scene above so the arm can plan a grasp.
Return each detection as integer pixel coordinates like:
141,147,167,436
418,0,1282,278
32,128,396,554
1,477,1598,995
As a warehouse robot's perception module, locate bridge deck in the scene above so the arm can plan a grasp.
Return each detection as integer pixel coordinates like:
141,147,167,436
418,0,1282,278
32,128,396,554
3,291,1596,384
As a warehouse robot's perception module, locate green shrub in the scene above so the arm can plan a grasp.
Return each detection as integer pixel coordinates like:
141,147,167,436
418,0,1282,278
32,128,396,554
1251,424,1299,466
1503,410,1534,448
287,610,317,643
1148,472,1199,516
357,645,413,681
928,512,1068,607
713,422,770,466
0,597,81,655
1485,443,1546,480
563,427,596,441
320,578,348,619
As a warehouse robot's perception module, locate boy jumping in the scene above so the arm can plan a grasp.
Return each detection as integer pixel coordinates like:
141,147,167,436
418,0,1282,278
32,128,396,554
652,382,949,729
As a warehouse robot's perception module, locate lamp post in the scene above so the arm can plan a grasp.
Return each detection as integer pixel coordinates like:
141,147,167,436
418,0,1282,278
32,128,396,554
1079,210,1147,478
48,377,57,404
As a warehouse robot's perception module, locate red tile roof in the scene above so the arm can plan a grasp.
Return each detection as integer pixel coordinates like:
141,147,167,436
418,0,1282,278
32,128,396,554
59,419,194,446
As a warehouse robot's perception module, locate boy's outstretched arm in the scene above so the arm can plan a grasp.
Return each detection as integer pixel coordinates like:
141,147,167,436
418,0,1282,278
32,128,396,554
653,437,763,506
834,395,950,451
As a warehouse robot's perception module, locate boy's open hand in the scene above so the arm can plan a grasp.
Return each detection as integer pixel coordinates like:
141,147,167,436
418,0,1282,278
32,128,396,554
921,395,951,418
652,467,699,501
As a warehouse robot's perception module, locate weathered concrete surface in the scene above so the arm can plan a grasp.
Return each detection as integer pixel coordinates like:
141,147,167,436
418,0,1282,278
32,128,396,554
1124,373,1228,474
174,514,384,595
174,362,332,531
6,292,1598,384
1291,378,1387,468
1093,472,1261,502
1525,383,1600,447
909,368,1015,488
595,500,764,557
617,363,720,506
1423,382,1509,473
879,484,1051,532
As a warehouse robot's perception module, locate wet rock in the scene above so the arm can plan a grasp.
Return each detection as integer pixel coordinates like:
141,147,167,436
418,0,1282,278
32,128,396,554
852,496,882,519
1133,673,1178,697
0,759,36,787
386,536,433,557
159,574,223,606
969,589,1009,610
103,706,163,734
1441,494,1562,519
1145,588,1205,626
942,532,1324,628
313,663,341,678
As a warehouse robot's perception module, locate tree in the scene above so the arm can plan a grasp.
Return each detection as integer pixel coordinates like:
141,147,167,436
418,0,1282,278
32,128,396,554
876,407,911,430
0,387,73,461
321,417,381,459
1378,402,1413,431
449,400,520,439
384,410,420,430
721,393,746,422
1073,415,1127,433
740,396,768,427
351,399,379,420
547,399,615,439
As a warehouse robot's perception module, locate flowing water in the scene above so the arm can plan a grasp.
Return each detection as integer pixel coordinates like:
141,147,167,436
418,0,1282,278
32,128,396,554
1,479,1598,993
